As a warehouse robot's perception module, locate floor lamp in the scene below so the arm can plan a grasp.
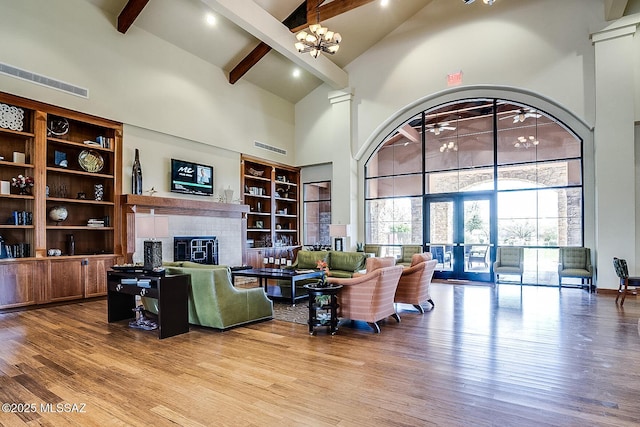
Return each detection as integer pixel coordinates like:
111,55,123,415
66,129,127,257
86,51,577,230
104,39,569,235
329,224,348,252
136,210,169,270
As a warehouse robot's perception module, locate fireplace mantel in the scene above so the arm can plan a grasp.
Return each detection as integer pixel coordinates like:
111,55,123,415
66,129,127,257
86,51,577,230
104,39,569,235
121,195,249,263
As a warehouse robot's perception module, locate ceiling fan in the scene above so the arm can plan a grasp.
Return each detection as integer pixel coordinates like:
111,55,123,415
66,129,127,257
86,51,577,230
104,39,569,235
500,108,541,123
427,122,456,136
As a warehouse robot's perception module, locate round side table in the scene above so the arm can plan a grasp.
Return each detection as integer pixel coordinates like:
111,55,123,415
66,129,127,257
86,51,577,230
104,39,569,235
303,283,342,335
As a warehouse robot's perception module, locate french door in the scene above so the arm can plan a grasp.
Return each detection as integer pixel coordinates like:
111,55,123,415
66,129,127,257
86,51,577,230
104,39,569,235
426,193,494,282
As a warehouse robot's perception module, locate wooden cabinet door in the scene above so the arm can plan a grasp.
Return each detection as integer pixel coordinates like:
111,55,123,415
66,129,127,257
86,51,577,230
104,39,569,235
48,259,83,301
84,256,116,297
246,248,266,268
0,261,36,309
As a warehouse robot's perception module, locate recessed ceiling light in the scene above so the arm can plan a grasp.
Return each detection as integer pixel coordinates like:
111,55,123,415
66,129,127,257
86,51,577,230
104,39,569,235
292,68,301,78
381,0,390,6
205,13,216,26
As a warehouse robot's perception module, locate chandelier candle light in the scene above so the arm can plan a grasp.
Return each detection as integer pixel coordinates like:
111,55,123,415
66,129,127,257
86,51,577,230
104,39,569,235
294,16,341,58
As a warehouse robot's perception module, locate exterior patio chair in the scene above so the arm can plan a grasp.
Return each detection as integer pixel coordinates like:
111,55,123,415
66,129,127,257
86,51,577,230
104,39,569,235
467,245,489,268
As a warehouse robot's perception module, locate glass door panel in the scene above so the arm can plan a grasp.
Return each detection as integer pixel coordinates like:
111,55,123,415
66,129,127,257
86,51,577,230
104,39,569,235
428,195,493,281
428,200,454,272
463,199,491,274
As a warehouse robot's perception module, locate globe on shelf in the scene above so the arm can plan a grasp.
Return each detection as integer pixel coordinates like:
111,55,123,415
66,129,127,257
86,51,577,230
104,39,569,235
48,206,68,224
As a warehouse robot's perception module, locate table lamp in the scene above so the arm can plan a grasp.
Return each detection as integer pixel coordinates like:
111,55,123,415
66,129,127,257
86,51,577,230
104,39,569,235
329,224,348,252
136,209,169,270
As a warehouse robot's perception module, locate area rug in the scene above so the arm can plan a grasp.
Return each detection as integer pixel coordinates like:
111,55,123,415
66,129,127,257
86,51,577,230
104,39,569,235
272,302,308,325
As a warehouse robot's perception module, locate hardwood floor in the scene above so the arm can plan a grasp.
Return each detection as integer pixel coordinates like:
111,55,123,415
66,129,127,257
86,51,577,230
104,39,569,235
1,283,640,426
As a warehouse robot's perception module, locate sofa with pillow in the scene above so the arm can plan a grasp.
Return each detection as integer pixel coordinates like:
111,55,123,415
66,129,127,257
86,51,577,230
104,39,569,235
289,250,367,278
142,262,273,330
275,250,367,298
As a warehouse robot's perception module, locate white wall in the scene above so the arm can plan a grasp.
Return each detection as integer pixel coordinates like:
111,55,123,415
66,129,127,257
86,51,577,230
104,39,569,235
0,0,295,168
123,125,240,201
297,0,602,165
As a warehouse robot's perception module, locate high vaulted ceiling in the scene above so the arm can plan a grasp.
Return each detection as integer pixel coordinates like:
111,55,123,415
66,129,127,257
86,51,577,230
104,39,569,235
86,0,631,104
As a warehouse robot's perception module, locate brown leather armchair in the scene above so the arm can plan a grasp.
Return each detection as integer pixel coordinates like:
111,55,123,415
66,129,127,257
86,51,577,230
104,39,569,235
327,265,404,333
395,258,438,313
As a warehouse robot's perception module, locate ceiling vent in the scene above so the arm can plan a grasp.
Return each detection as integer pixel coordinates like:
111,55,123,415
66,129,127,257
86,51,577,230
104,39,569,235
0,62,88,98
254,140,287,156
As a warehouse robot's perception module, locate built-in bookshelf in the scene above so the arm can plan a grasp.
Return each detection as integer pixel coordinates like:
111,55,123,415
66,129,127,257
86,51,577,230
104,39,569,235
0,91,122,309
241,155,300,267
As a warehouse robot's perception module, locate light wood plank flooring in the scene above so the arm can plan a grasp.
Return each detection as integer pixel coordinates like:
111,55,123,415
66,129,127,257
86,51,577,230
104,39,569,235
1,283,639,426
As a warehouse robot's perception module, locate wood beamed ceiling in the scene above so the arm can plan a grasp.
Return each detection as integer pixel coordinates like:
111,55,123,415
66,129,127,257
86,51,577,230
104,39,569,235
230,0,375,84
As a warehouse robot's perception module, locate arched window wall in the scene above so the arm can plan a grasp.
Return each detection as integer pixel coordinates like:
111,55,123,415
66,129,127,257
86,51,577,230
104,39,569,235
364,99,583,285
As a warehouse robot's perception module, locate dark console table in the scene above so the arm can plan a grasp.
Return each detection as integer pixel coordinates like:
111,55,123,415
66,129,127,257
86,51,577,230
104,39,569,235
107,270,190,339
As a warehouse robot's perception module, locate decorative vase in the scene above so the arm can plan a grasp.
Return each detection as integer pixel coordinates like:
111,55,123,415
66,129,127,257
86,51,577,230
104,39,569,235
66,234,75,256
18,187,30,195
131,148,142,195
224,187,234,203
94,184,104,201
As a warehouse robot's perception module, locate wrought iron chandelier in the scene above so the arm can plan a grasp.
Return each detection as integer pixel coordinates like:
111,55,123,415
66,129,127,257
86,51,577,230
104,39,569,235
294,11,341,58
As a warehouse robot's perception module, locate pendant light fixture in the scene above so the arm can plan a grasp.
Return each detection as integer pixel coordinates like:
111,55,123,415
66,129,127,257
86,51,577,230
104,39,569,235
294,8,341,58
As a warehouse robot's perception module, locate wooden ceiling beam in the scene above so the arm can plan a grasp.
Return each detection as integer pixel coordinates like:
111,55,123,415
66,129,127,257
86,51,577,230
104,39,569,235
291,0,377,33
398,124,420,143
117,0,150,34
229,1,307,84
229,43,272,84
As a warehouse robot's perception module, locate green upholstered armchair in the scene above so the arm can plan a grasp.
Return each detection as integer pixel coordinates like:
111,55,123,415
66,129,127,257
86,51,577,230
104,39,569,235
399,245,423,267
363,244,381,257
558,247,593,290
493,246,524,284
143,266,273,330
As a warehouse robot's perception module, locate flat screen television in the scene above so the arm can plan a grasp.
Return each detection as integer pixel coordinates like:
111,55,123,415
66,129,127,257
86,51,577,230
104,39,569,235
170,158,213,196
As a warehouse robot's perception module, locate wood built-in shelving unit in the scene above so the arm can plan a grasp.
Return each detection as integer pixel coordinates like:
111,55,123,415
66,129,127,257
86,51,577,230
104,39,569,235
0,91,123,309
241,155,300,268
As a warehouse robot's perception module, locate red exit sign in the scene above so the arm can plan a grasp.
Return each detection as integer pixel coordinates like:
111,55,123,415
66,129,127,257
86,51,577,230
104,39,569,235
447,71,463,87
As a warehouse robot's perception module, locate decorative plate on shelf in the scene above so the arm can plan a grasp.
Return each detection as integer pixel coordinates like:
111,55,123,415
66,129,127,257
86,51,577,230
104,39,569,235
0,103,24,131
78,150,104,173
47,117,69,136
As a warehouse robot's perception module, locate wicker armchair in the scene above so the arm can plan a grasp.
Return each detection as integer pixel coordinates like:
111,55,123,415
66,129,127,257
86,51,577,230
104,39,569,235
327,265,404,333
